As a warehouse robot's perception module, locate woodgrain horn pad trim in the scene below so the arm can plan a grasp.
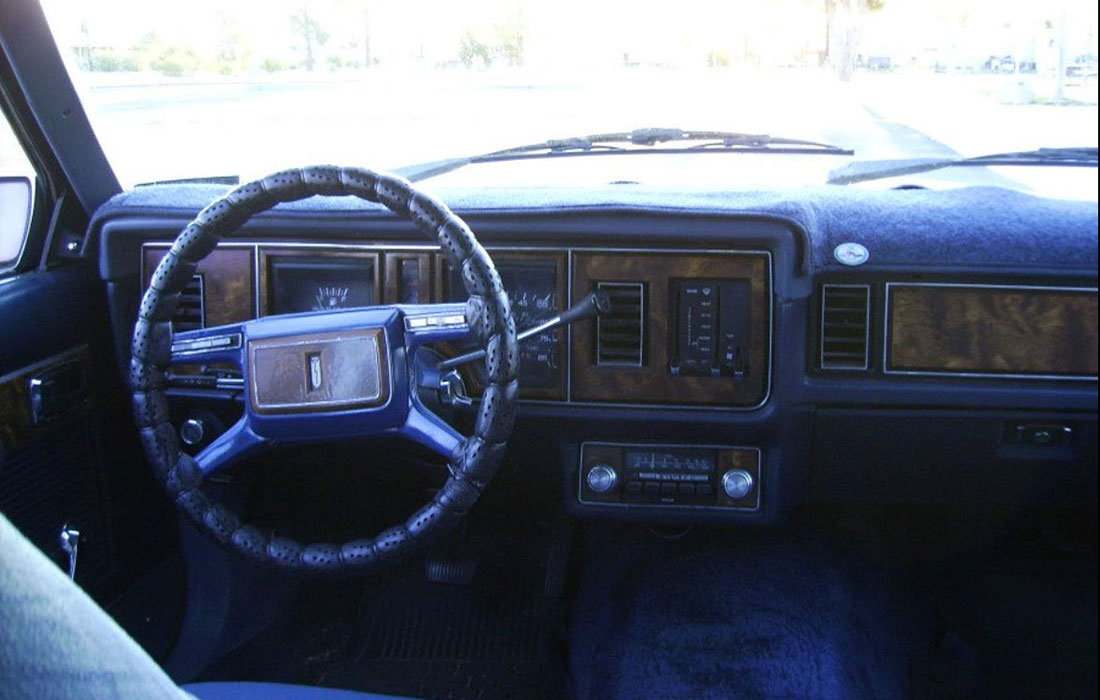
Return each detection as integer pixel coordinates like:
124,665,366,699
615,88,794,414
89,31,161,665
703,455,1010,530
248,328,390,414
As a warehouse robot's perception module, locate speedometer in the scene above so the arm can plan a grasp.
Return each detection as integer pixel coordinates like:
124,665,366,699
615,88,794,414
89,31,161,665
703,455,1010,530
502,262,560,388
447,257,564,391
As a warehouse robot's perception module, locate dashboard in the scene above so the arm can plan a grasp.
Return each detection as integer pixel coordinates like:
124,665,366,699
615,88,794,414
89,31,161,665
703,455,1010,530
141,243,772,408
96,184,1098,525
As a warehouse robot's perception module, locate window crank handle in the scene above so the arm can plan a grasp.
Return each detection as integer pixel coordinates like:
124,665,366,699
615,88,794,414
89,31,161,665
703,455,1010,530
59,524,80,580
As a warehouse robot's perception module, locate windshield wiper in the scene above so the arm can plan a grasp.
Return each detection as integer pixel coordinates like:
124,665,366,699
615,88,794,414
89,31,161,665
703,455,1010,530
827,147,1098,186
394,127,853,182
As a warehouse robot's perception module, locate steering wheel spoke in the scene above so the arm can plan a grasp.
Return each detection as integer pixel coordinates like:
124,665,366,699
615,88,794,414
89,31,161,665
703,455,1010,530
194,417,267,476
400,400,465,459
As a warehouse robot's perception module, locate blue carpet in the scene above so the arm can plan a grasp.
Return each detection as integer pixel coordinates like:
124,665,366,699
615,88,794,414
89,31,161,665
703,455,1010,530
569,528,920,700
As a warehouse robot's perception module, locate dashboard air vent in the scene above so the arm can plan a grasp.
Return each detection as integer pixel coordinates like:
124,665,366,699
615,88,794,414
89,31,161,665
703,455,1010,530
820,284,870,370
596,282,645,366
173,274,205,331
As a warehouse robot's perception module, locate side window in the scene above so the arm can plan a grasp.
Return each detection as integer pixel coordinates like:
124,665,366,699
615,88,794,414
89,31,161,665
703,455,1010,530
0,112,35,271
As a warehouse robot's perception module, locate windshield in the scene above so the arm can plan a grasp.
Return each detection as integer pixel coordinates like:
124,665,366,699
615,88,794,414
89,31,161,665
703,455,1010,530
41,0,1099,198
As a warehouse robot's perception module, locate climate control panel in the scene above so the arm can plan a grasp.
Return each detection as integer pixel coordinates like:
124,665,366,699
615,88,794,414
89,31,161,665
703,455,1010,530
577,442,761,511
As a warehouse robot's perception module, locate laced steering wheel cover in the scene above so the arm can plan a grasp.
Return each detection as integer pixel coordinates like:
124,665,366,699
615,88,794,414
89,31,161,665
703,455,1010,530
131,166,518,576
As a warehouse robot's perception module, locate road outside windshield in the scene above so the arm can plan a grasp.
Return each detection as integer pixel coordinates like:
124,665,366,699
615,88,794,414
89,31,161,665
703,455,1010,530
40,0,1099,196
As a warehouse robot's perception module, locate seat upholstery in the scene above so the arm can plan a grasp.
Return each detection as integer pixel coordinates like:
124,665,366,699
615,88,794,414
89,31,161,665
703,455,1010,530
1,512,185,700
0,513,416,700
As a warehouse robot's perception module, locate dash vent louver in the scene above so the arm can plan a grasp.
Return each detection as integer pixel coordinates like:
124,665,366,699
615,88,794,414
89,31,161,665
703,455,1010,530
172,274,205,331
596,282,645,366
820,284,870,370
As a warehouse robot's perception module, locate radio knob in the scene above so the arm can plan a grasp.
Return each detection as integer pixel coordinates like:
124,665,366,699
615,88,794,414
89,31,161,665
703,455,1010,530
586,464,618,493
721,469,754,500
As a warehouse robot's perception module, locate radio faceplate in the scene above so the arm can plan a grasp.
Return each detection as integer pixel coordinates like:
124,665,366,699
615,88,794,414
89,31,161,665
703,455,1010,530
578,442,761,511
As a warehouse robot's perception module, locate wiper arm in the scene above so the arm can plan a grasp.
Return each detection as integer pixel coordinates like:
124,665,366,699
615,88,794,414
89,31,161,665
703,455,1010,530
827,147,1098,186
513,128,850,153
394,127,853,182
964,146,1099,165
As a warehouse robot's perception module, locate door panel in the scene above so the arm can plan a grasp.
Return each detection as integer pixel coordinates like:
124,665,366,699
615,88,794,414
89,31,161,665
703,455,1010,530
0,263,175,599
0,264,111,588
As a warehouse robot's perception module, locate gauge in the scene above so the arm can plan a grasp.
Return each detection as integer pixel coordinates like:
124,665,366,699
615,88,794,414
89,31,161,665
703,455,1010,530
447,258,563,390
269,257,375,315
314,285,350,310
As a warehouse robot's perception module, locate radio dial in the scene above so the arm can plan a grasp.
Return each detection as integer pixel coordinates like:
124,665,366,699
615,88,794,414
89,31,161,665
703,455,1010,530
721,469,754,500
586,464,618,493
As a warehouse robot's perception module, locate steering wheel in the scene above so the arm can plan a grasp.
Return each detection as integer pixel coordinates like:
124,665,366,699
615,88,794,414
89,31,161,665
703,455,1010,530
131,166,518,576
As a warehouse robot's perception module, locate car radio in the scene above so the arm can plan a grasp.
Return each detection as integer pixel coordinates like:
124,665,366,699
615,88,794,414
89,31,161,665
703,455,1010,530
577,442,761,511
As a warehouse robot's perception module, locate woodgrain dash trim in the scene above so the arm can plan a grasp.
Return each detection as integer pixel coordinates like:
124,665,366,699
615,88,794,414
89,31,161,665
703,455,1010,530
142,246,254,326
885,283,1098,379
383,252,433,304
571,250,771,407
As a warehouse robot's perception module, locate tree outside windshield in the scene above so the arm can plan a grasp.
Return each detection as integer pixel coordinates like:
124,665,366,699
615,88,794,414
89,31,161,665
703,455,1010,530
40,0,1099,194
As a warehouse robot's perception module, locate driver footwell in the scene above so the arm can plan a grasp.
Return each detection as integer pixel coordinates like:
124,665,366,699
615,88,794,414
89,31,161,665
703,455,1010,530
319,561,565,699
199,515,570,700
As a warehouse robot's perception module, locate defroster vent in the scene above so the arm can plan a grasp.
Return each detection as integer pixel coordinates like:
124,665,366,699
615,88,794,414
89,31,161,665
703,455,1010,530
820,284,870,370
596,282,645,366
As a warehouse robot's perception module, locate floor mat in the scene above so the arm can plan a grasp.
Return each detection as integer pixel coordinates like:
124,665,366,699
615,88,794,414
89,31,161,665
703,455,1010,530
319,517,569,700
198,515,568,700
568,526,921,700
320,570,563,700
